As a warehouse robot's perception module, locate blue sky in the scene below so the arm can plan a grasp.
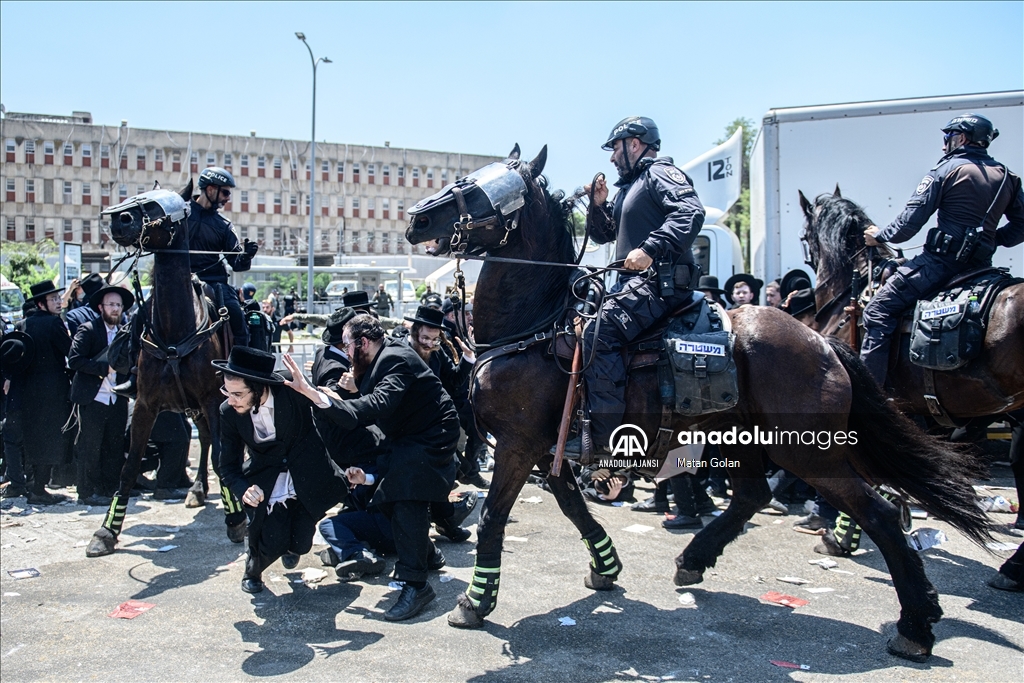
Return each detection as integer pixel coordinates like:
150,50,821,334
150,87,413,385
1,1,1021,190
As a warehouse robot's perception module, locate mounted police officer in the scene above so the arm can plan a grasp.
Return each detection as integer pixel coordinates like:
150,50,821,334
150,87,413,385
862,113,1024,387
555,116,706,457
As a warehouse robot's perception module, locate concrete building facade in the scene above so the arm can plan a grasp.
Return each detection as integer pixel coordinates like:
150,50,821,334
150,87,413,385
1,111,501,260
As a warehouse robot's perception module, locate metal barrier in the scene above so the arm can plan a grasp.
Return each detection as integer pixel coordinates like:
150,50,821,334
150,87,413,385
271,340,321,375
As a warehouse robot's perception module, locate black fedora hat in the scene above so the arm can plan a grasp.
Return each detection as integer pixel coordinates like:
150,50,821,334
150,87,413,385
723,273,764,305
342,290,372,311
211,346,284,385
89,283,135,313
780,269,813,299
782,288,817,317
405,305,445,329
696,275,725,295
79,272,106,297
0,330,36,375
27,279,65,303
322,307,357,344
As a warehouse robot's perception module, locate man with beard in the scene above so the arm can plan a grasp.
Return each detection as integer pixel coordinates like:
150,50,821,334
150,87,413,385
214,346,346,594
68,283,135,506
282,314,459,621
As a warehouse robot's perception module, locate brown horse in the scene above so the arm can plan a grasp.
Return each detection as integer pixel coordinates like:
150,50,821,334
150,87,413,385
86,181,242,557
405,146,993,662
798,186,1024,422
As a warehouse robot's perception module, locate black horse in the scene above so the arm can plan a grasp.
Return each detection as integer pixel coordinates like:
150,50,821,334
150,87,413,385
405,146,991,662
87,181,243,557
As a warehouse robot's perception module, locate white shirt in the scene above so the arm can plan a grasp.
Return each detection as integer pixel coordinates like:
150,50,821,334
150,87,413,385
250,390,276,443
94,322,119,406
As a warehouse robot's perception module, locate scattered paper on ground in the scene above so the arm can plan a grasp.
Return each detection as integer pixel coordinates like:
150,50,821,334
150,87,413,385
4,592,21,596
388,581,404,590
558,616,576,626
808,558,838,569
622,524,654,534
7,568,40,580
827,568,854,575
770,660,810,670
777,576,810,585
301,568,328,584
157,545,177,552
506,536,529,543
760,591,809,609
108,600,155,619
907,528,947,551
439,575,453,583
678,592,696,607
519,496,543,504
805,587,834,594
986,541,1019,551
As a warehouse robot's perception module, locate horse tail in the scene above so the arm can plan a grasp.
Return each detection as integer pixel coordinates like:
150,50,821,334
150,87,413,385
826,336,992,545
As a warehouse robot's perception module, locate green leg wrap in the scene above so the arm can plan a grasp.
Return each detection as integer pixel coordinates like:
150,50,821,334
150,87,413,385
465,562,501,617
102,495,129,537
835,486,901,551
221,485,243,515
582,529,622,579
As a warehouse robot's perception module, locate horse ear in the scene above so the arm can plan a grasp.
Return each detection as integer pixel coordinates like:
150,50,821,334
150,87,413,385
180,179,193,201
508,143,521,161
528,145,547,179
798,190,813,218
833,184,842,198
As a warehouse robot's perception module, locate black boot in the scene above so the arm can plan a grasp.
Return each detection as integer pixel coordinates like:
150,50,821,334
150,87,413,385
113,371,137,398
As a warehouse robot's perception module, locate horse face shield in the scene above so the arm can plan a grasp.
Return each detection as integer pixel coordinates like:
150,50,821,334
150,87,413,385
407,161,527,254
101,189,190,249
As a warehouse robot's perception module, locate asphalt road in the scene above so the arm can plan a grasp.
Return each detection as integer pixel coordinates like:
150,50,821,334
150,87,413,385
1,453,1021,683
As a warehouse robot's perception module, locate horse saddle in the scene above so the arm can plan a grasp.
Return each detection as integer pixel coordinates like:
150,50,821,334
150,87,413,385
906,267,1022,372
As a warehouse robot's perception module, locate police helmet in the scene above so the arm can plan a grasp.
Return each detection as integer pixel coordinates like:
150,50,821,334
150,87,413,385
602,116,661,152
941,113,999,147
241,282,257,299
198,166,236,190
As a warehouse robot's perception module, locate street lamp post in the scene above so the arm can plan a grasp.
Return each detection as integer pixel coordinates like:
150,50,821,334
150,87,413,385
296,32,331,315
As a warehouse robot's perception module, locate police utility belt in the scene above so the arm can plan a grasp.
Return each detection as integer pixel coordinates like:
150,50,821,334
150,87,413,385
655,258,700,298
923,165,1007,266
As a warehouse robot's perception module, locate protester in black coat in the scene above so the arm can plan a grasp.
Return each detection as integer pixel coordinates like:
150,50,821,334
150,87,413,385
214,346,347,594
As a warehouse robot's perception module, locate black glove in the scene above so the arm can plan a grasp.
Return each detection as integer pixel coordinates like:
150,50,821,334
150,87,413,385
242,239,259,258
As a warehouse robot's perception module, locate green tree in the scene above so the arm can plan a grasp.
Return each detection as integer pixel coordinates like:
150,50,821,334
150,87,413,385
716,117,757,271
1,240,59,296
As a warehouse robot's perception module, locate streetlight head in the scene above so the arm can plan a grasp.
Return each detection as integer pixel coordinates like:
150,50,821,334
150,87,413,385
322,57,333,64
295,32,306,40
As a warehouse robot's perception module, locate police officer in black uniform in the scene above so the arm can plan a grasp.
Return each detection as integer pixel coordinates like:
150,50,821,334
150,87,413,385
555,116,706,457
861,113,1024,387
188,167,258,347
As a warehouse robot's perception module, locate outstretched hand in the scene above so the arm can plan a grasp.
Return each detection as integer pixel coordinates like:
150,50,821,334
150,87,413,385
281,353,317,399
456,337,476,363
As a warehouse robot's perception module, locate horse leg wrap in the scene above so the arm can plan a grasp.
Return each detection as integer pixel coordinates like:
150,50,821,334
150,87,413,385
221,485,243,515
465,559,501,617
582,528,621,579
833,512,862,552
102,495,129,537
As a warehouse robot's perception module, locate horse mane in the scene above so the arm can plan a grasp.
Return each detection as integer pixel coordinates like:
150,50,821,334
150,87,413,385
518,171,576,264
809,194,894,286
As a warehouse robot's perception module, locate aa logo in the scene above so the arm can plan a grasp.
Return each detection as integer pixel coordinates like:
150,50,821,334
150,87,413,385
609,424,648,458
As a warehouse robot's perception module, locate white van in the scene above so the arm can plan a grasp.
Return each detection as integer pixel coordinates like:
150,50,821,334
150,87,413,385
1,274,26,329
385,280,416,303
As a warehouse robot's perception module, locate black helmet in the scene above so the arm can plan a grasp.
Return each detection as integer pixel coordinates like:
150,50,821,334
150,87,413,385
602,116,661,151
198,166,236,190
941,113,999,147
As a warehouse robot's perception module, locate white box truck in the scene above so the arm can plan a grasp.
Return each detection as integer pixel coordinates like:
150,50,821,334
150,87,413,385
750,91,1024,288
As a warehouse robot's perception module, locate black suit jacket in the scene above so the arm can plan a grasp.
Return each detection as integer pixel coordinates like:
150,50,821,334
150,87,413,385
68,319,126,405
310,345,386,468
217,374,346,523
322,337,459,503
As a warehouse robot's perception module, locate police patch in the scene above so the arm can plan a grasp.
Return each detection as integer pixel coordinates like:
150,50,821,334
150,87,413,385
665,167,687,184
915,176,934,195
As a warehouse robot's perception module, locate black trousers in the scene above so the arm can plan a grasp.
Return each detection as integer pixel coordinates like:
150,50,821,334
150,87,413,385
382,500,432,583
245,500,316,580
76,398,128,498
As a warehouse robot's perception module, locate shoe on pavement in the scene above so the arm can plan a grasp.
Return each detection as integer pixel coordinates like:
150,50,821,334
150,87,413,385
458,473,490,490
449,492,478,526
694,500,719,516
153,488,190,500
26,491,68,506
428,546,447,571
814,529,851,557
241,577,264,594
987,572,1022,592
2,483,28,498
319,547,340,567
763,498,789,515
77,494,113,507
384,583,436,622
793,513,828,531
281,552,301,570
631,496,670,513
335,549,385,578
662,514,704,529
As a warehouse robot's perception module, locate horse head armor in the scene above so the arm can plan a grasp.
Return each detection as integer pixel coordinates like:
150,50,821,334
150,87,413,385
101,189,190,250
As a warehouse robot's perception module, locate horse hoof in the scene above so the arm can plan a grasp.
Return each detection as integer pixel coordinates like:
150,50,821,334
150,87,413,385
227,521,247,544
585,570,617,591
86,528,117,558
447,600,485,629
674,568,704,586
886,634,931,662
184,490,205,508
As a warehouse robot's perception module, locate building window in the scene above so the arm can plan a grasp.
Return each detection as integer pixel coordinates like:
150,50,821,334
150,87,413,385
273,157,282,179
426,168,434,188
82,219,92,243
44,141,54,164
240,190,249,213
44,219,54,241
337,196,344,217
99,145,110,169
398,166,405,186
6,217,15,241
321,195,329,217
350,230,360,253
290,159,298,180
274,193,282,214
306,160,312,180
190,152,198,173
64,143,74,165
240,154,249,176
5,139,15,163
137,147,147,171
367,164,375,185
63,181,73,203
441,169,449,186
206,152,216,167
397,199,404,220
337,162,345,182
382,198,390,220
82,182,91,205
322,160,329,182
81,144,92,167
352,163,360,184
257,156,266,178
136,185,145,195
223,152,233,169
25,218,35,241
101,184,110,207
154,148,163,171
257,192,266,213
25,140,35,164
382,165,390,186
43,178,53,203
352,197,360,218
412,167,420,187
367,198,375,219
26,179,35,203
119,184,128,201
5,178,14,202
171,151,180,172
64,219,74,242
290,194,298,215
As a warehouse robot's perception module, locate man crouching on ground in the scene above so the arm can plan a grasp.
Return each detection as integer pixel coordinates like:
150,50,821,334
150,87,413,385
282,313,460,621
